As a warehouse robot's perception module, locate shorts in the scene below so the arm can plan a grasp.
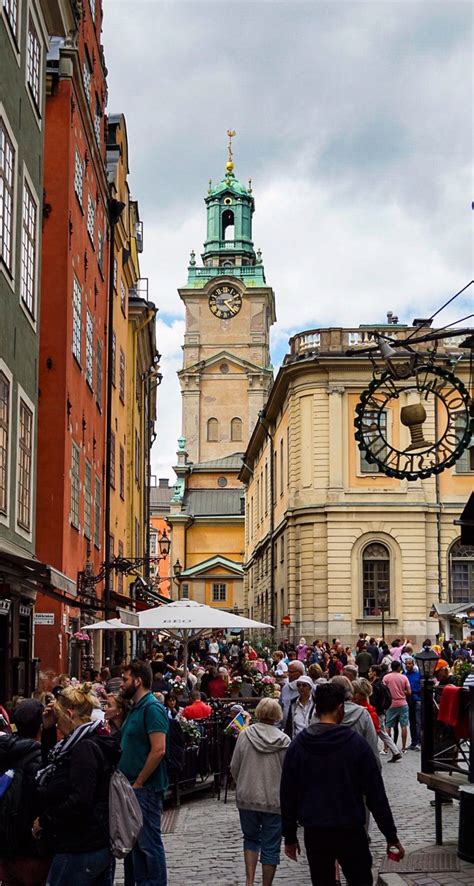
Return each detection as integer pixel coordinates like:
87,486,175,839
385,704,409,729
238,810,282,865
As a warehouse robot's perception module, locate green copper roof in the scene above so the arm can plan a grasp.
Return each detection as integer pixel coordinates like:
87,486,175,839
207,171,251,199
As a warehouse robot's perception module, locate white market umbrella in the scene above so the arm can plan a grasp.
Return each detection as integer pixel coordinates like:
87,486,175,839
119,600,272,681
86,618,124,630
140,600,272,681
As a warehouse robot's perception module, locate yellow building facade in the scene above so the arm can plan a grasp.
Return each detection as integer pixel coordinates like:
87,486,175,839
240,324,474,646
106,116,159,641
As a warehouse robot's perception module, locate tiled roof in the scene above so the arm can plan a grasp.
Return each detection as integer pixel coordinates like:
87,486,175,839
182,489,244,517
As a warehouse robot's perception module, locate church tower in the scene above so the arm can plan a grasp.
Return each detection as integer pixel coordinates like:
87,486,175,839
178,133,276,463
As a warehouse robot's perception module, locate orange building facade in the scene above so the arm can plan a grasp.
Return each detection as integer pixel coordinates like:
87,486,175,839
35,2,109,682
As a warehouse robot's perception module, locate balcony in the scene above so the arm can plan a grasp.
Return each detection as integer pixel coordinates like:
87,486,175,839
286,326,470,362
187,265,266,286
129,278,149,301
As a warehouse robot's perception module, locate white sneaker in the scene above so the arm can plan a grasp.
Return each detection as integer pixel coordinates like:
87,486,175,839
380,749,388,754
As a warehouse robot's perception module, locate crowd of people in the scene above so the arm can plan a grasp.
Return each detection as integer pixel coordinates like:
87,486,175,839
0,631,473,885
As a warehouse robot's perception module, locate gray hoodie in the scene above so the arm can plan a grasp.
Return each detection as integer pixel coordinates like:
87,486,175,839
230,722,291,814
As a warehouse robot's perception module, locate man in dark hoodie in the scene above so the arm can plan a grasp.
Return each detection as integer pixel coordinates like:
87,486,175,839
281,684,404,885
0,699,50,886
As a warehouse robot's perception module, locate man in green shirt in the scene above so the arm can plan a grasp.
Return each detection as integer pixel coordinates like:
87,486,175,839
120,660,169,886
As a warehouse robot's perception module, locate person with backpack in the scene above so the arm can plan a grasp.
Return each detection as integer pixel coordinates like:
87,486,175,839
0,699,50,886
32,683,120,885
368,665,402,761
119,660,169,886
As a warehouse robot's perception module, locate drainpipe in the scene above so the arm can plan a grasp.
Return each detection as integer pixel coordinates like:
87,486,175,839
258,410,275,628
434,402,443,604
104,198,125,664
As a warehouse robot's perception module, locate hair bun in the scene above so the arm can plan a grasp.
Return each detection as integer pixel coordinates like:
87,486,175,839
80,682,93,695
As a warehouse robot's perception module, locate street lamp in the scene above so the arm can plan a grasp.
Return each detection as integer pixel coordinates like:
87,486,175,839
414,648,439,680
173,559,183,601
378,589,389,641
415,648,439,775
158,531,171,557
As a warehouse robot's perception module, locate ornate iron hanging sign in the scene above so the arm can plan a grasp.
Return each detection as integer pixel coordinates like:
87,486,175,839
355,364,473,480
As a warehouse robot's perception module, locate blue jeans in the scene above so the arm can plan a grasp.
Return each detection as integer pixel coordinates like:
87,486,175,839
46,848,111,885
124,788,167,886
238,810,282,866
408,698,422,746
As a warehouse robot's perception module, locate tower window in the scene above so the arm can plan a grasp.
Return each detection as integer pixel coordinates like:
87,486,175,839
222,209,234,241
231,417,242,442
207,418,219,442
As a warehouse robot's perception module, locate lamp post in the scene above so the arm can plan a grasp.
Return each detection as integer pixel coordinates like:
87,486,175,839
415,648,439,776
173,559,183,600
378,588,389,641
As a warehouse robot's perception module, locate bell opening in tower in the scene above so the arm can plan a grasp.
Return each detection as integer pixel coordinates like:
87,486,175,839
222,209,235,241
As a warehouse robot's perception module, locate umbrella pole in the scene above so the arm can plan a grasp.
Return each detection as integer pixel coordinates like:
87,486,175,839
182,630,189,685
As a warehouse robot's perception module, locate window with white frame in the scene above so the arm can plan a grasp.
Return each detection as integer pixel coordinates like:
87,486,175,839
96,338,103,409
212,583,226,602
20,180,37,317
72,277,82,362
87,193,95,243
94,475,101,547
3,1,19,42
97,227,104,271
74,149,83,204
360,410,387,473
83,53,92,102
149,532,157,557
86,311,93,386
94,97,101,146
362,542,390,616
27,16,41,109
70,441,80,527
449,540,474,604
111,331,116,386
119,348,125,402
0,372,10,515
0,117,15,272
84,460,92,538
454,414,473,474
17,399,33,532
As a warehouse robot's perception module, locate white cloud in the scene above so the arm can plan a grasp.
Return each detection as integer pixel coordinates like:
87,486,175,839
102,0,472,481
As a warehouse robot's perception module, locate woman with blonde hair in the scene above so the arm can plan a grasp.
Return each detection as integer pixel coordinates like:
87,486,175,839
231,698,290,886
33,683,120,885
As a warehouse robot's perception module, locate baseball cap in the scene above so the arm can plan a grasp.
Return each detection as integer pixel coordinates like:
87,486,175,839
296,675,314,688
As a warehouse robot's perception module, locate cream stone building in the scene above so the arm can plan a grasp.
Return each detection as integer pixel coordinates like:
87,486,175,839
239,324,474,646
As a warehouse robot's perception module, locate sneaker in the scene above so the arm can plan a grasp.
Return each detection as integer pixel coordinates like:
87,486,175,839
380,749,388,755
415,745,421,750
401,748,408,754
388,753,402,762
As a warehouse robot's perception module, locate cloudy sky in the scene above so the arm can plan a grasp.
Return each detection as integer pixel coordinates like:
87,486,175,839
102,0,472,480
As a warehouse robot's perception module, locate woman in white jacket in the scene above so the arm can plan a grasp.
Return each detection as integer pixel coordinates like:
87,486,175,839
230,698,290,886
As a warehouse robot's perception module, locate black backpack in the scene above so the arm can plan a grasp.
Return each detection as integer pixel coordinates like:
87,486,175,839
0,747,40,854
380,682,393,713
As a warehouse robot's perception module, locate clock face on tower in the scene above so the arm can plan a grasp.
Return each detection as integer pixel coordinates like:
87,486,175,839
208,285,242,319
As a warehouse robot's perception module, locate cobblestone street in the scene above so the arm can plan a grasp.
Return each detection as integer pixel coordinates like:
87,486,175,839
114,748,474,885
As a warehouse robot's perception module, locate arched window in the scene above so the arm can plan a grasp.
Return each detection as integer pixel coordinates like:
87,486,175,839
449,540,474,603
207,417,218,442
222,209,234,241
231,417,242,442
362,542,390,617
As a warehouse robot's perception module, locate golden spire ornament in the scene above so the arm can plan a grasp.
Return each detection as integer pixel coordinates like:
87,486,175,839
226,128,236,173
